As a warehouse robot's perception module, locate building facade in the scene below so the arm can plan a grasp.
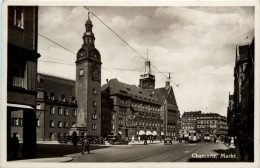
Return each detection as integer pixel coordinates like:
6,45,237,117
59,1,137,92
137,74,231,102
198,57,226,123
7,6,40,159
36,73,78,141
101,61,181,139
227,38,254,161
181,111,228,136
181,111,202,135
196,113,228,136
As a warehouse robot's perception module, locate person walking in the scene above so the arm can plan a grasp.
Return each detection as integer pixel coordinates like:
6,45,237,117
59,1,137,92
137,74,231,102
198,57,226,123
12,133,20,159
82,138,90,155
138,136,141,142
144,135,148,145
132,135,135,143
72,135,78,150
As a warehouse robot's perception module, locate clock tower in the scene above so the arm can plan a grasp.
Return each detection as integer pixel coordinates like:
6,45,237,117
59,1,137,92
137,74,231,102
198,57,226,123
75,13,102,137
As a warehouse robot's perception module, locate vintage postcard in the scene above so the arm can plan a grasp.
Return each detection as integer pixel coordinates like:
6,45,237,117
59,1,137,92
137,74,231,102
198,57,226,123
1,0,259,168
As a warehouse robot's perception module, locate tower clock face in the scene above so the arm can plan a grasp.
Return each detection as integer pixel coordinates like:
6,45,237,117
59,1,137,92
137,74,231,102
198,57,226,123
91,64,100,82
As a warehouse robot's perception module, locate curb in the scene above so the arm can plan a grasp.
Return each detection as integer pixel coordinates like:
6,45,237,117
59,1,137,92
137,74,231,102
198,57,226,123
11,156,74,162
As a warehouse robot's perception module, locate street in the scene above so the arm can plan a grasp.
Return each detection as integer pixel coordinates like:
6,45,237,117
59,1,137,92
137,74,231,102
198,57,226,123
66,141,238,162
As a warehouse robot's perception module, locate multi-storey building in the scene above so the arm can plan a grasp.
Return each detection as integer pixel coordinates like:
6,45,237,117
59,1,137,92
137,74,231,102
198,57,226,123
101,60,181,139
181,111,202,135
36,73,78,141
227,38,254,161
7,6,40,159
101,78,162,138
196,113,228,136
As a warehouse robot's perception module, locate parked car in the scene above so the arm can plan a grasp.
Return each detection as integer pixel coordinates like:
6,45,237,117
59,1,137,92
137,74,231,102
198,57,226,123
164,137,173,145
58,136,69,143
106,135,120,145
106,135,129,145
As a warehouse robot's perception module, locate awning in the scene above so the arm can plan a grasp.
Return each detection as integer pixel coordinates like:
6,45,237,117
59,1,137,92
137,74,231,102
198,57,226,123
146,131,152,135
139,130,145,135
152,131,157,136
7,103,34,109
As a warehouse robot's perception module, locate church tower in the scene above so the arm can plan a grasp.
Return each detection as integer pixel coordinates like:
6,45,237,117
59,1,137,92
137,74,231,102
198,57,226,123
139,54,155,90
75,13,102,137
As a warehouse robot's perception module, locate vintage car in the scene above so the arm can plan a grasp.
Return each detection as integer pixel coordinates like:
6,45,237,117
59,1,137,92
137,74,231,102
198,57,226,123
164,137,173,145
106,135,129,145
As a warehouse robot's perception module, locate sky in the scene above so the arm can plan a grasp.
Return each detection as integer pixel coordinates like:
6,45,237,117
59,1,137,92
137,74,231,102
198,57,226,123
37,6,254,116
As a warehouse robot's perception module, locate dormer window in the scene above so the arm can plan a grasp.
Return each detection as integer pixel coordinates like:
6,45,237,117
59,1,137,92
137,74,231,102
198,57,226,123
71,97,76,104
80,52,84,57
50,94,55,101
60,95,65,102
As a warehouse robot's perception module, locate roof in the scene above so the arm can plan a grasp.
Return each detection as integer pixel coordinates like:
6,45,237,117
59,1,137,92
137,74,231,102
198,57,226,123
37,73,75,98
182,111,202,117
154,87,178,108
102,79,179,110
101,79,159,103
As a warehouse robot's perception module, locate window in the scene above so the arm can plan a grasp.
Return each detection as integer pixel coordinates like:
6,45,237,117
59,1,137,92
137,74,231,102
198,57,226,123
36,104,41,110
93,89,97,95
64,122,69,128
79,69,84,76
50,121,54,128
112,114,115,120
119,119,123,125
13,7,24,29
92,124,97,130
64,108,68,116
72,122,76,126
58,121,63,128
73,109,77,117
92,113,97,120
93,101,97,107
50,95,55,101
50,106,55,115
12,118,23,126
58,107,63,115
62,96,66,102
36,119,40,127
111,124,115,130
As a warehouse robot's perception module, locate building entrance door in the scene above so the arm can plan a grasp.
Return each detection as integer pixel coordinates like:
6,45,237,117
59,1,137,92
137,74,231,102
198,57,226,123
125,129,128,138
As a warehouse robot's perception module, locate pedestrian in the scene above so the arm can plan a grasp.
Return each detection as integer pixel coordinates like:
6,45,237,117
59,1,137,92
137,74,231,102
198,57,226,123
132,135,135,143
138,136,141,142
151,136,153,143
144,135,148,145
72,135,78,150
82,138,90,155
12,133,20,159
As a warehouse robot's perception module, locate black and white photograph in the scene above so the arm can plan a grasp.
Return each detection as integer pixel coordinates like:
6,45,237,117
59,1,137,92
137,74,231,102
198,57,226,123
1,1,259,168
